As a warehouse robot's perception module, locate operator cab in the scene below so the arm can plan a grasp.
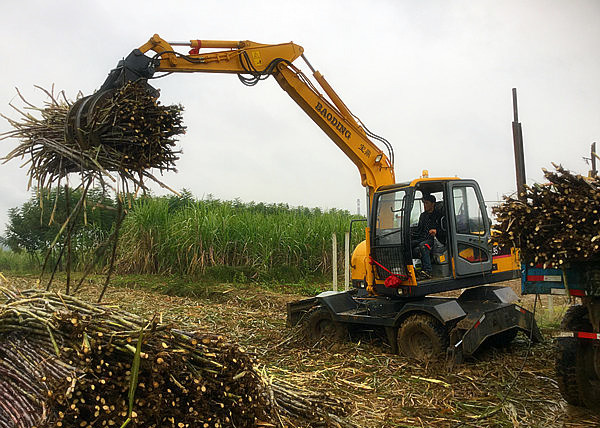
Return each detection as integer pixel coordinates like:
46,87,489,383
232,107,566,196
368,178,493,297
409,184,449,279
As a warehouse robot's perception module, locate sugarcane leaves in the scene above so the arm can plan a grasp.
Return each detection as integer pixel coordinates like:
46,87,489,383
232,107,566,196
120,328,144,428
45,324,61,357
97,196,125,303
128,329,144,412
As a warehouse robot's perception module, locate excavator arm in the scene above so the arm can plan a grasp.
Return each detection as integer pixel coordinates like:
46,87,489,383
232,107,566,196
101,34,395,204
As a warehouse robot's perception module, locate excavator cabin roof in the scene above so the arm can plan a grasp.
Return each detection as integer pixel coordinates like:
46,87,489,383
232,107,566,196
377,176,462,193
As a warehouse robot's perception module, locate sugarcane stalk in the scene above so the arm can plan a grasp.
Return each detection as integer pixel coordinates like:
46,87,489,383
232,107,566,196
64,183,72,295
97,196,124,303
2,82,185,195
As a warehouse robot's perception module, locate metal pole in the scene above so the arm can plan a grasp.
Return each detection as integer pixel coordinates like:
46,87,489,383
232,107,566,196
591,142,597,177
512,88,527,201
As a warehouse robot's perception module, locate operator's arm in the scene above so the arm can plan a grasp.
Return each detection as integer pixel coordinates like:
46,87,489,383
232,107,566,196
413,213,425,240
414,212,437,241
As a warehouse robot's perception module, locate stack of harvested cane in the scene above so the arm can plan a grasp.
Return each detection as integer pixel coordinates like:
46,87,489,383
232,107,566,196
0,286,352,428
493,163,600,267
1,82,184,192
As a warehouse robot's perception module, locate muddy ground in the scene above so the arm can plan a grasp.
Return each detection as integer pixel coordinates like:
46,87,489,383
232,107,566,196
3,274,600,427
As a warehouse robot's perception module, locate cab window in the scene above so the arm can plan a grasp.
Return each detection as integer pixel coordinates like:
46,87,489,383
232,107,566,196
410,190,444,227
452,185,485,235
375,189,407,244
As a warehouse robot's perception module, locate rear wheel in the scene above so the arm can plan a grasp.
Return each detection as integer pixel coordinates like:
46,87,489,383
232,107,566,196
576,340,600,410
303,306,347,342
398,314,449,361
555,337,581,406
487,328,518,348
561,305,591,332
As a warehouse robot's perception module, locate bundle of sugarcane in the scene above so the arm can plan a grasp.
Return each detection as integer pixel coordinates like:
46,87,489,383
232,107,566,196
1,82,185,191
493,163,600,267
0,287,352,428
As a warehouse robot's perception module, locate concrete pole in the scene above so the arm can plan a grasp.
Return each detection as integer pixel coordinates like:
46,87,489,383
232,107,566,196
332,233,338,291
344,232,350,291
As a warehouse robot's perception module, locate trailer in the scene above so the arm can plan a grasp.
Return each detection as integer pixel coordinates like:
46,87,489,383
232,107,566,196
522,262,600,409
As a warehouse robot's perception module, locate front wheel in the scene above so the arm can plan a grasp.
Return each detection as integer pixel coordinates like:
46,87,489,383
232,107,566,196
398,314,449,361
561,305,591,332
486,328,518,348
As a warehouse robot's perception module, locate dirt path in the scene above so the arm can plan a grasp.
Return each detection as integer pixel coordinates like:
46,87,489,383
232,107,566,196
3,274,599,427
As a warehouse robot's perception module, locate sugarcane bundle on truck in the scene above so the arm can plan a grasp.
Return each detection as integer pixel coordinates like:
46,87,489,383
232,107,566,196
493,163,600,410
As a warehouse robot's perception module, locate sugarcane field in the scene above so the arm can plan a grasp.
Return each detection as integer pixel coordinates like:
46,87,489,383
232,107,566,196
1,2,600,428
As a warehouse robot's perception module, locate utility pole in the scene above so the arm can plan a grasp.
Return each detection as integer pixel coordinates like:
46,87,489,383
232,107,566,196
512,88,526,201
591,142,598,177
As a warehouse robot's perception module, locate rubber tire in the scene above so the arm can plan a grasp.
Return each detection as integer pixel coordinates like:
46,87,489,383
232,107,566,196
303,306,347,342
398,314,449,362
575,340,600,411
487,328,519,348
555,337,581,406
561,305,592,332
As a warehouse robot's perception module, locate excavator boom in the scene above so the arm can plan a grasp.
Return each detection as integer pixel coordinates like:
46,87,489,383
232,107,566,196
100,34,395,201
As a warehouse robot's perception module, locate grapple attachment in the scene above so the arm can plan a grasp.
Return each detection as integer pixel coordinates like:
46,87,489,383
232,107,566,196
64,49,158,148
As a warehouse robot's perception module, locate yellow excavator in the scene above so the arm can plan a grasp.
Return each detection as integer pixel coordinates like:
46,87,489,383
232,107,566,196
70,34,541,361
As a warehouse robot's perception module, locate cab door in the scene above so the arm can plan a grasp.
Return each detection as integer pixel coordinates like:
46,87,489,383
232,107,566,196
447,180,492,277
370,187,413,280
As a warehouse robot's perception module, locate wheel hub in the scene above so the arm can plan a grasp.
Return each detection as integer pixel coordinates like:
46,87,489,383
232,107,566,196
410,331,435,359
318,319,337,338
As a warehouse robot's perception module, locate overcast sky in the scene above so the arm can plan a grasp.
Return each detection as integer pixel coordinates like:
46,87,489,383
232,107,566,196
1,0,599,231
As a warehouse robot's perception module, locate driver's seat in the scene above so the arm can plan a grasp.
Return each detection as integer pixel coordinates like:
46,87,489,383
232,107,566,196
434,201,447,245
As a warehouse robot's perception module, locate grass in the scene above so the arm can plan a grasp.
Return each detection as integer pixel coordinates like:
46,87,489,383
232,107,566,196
3,191,363,293
531,294,571,330
0,249,41,273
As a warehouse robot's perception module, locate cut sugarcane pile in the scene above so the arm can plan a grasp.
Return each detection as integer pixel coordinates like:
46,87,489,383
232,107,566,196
493,163,600,267
0,287,352,428
1,82,184,191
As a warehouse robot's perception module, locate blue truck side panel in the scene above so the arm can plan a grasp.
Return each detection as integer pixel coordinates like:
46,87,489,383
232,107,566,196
521,265,565,295
521,263,600,296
